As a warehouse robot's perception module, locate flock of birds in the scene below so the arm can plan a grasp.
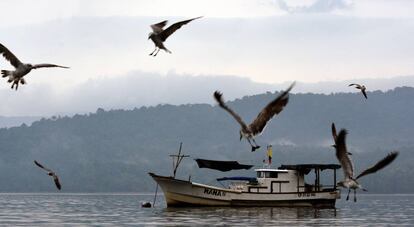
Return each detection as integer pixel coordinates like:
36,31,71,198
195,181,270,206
0,17,397,199
0,16,202,90
214,80,398,202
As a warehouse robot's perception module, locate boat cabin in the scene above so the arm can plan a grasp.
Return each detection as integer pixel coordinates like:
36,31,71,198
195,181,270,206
220,164,341,194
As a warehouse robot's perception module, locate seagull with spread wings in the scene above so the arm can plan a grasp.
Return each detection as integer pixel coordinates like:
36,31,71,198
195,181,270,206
214,82,295,152
34,160,62,190
334,129,398,202
148,16,202,56
349,83,368,99
0,43,69,90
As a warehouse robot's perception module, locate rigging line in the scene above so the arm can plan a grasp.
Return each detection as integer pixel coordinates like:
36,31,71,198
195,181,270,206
152,183,159,208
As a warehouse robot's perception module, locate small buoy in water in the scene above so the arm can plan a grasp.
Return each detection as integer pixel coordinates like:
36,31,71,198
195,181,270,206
141,202,152,208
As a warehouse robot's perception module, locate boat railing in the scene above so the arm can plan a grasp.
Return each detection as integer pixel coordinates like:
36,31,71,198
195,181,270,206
297,184,337,193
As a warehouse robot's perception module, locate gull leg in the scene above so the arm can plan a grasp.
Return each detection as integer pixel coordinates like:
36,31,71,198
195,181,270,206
149,47,157,56
11,81,17,90
252,138,261,151
153,48,160,57
354,189,357,202
246,138,256,152
346,189,350,201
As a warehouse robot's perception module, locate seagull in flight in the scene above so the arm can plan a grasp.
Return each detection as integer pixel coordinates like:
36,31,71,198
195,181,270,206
148,16,202,56
0,43,69,90
349,83,367,99
34,160,62,190
331,123,352,155
334,129,398,202
214,82,295,152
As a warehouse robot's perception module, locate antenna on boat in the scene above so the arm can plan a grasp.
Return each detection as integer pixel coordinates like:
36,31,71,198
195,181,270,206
170,142,189,178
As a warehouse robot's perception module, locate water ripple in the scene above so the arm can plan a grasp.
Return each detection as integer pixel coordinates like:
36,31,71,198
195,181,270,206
0,193,413,226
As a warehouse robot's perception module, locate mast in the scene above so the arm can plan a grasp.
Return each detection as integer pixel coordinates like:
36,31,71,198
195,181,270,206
169,142,189,178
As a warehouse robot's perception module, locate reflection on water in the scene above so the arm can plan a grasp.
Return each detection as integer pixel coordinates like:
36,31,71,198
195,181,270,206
0,193,413,226
156,206,338,226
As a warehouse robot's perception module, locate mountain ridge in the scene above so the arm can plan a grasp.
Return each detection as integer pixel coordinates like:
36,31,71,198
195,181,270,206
0,87,412,192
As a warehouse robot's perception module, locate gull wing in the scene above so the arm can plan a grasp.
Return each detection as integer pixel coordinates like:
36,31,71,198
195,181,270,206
248,82,295,136
53,175,62,190
361,89,368,99
214,91,249,131
34,160,52,172
331,123,337,143
335,129,354,179
32,64,69,69
159,16,202,41
0,43,23,68
356,151,399,180
349,83,360,87
151,20,168,33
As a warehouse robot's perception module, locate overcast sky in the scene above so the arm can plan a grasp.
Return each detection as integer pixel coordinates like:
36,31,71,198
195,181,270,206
0,0,414,116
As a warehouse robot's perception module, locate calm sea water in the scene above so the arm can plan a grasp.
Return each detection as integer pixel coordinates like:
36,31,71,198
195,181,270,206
0,193,413,226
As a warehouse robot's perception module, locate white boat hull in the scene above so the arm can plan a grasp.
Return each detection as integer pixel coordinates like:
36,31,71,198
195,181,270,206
149,173,340,208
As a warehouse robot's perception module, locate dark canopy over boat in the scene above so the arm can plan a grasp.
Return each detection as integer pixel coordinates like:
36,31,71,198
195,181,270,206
195,159,253,172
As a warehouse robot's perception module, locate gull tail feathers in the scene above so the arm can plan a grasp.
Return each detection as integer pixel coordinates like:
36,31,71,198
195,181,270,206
1,70,14,82
1,70,12,78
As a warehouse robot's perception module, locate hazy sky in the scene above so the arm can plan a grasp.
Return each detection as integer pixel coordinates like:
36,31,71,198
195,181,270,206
0,0,414,116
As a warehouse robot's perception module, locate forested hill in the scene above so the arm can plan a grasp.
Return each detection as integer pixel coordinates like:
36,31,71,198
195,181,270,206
0,87,413,193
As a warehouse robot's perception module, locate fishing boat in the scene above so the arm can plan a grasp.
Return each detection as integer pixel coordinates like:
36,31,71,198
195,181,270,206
149,145,341,208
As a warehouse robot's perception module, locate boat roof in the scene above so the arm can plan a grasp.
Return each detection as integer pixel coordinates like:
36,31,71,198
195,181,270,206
254,168,289,173
216,177,257,182
279,164,341,174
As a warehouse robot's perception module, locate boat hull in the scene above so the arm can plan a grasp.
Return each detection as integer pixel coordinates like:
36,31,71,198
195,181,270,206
149,173,340,208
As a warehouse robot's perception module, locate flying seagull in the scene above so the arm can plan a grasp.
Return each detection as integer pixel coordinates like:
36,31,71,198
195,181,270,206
34,160,62,190
331,123,351,155
214,82,295,152
334,129,398,202
349,83,367,99
0,43,69,90
148,16,202,56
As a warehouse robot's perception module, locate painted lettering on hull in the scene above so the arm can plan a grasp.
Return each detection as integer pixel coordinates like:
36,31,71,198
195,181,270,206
204,188,226,197
297,192,316,197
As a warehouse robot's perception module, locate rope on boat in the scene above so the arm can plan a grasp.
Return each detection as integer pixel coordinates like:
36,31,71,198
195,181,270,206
152,183,159,208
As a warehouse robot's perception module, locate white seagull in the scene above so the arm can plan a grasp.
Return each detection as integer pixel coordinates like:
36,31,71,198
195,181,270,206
349,83,367,99
0,43,69,90
148,16,202,56
334,129,398,202
214,82,295,152
34,160,62,190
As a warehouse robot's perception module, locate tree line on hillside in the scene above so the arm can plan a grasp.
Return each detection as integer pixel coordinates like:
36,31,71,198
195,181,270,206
0,87,413,192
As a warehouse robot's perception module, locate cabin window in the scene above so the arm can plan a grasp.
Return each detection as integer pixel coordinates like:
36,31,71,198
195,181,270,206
257,172,278,178
268,172,278,178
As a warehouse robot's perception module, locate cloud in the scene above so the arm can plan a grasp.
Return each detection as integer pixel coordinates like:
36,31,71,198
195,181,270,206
0,0,286,27
2,15,414,88
277,0,353,14
0,71,278,116
2,69,412,117
271,138,297,147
